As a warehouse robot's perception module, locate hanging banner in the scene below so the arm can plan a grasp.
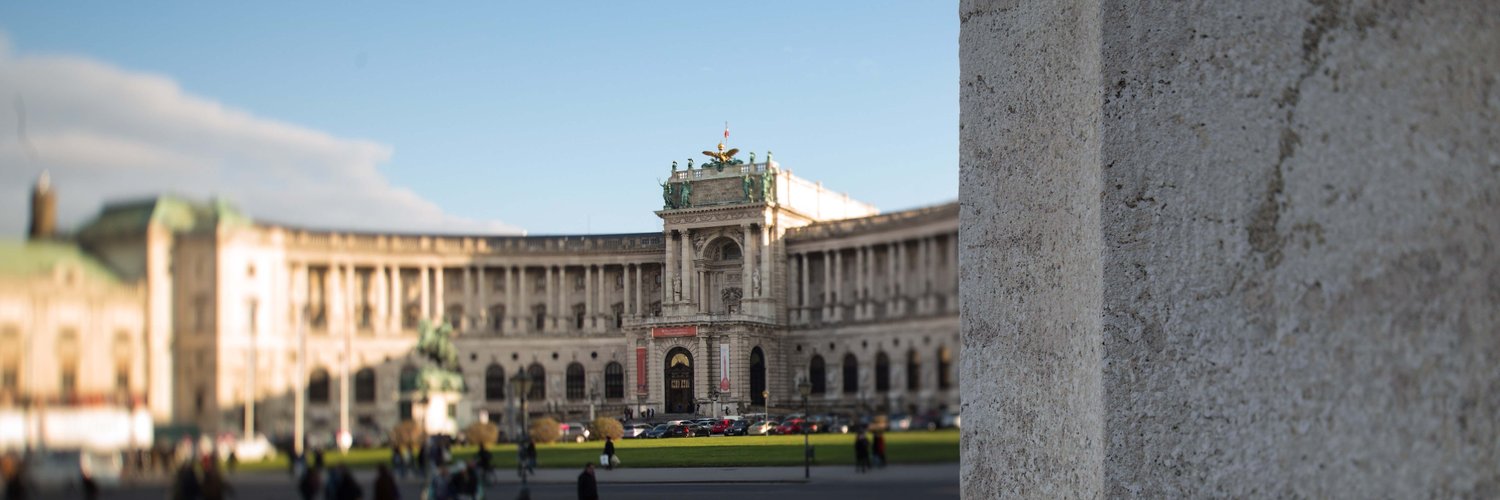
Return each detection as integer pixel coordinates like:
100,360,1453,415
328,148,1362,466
719,343,731,392
652,325,698,338
636,347,648,395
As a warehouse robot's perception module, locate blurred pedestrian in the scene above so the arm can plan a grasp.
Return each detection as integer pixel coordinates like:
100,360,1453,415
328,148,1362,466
81,470,99,500
172,463,201,500
476,443,492,483
391,446,406,479
337,465,362,500
576,463,598,500
298,466,321,500
373,464,400,500
524,439,538,474
201,462,232,500
873,430,887,468
324,464,342,500
226,451,238,474
425,464,450,500
602,437,616,470
854,431,871,473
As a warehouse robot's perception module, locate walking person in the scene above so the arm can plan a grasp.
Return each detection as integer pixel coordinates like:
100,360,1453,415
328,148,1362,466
337,465,363,500
873,430,887,468
602,437,616,470
373,464,400,500
524,439,538,475
854,431,871,473
200,461,232,500
297,466,321,500
172,463,201,500
476,443,493,484
391,446,406,480
576,463,599,500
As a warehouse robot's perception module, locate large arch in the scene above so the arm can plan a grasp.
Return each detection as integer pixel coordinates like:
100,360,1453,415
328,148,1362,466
809,355,826,395
604,362,624,399
354,368,376,403
566,363,586,400
749,347,766,405
906,349,922,391
485,363,506,402
842,353,859,395
875,351,891,393
308,367,331,404
938,346,953,390
527,363,546,400
663,347,695,414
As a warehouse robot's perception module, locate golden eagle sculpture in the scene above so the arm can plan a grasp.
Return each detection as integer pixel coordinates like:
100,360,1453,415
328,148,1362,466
702,143,740,164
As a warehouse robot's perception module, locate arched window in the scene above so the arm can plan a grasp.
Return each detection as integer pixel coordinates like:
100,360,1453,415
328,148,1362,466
749,347,766,405
485,363,506,402
604,362,624,399
309,367,331,404
906,349,921,391
527,363,546,400
489,305,505,332
354,368,376,403
842,354,859,394
533,306,547,331
566,363,585,400
938,346,953,390
399,365,419,393
809,355,826,394
875,352,891,393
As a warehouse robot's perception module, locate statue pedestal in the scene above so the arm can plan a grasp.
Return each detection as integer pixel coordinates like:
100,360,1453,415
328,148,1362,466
412,391,468,436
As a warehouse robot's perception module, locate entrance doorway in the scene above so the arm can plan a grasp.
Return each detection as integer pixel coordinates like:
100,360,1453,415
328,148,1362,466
749,347,766,405
664,347,694,414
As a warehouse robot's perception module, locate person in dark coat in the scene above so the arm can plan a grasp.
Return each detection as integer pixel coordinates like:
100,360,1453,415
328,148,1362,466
297,467,322,500
476,443,492,483
373,464,400,500
313,449,325,470
172,463,201,500
337,465,362,500
576,463,598,500
854,431,871,473
200,462,232,500
602,437,616,470
524,440,538,474
873,431,887,468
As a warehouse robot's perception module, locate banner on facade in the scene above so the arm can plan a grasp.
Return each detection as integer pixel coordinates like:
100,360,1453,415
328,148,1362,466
636,347,648,395
719,343,731,392
652,325,698,338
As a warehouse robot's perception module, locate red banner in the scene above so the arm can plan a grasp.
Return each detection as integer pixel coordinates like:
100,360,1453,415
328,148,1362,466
651,325,698,338
636,347,648,395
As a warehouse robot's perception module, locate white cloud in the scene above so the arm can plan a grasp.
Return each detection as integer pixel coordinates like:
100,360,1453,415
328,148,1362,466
0,34,522,236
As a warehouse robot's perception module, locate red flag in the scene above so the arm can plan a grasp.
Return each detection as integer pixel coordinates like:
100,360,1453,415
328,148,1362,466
724,123,729,140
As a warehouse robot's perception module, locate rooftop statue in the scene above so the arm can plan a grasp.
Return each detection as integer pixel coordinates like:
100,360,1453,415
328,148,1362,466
661,181,676,209
702,142,740,166
679,181,692,208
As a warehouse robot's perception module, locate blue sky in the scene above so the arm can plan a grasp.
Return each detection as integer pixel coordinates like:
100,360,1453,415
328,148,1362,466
0,2,956,235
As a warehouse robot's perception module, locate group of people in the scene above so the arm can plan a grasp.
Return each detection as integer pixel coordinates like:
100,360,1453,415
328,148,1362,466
852,430,888,473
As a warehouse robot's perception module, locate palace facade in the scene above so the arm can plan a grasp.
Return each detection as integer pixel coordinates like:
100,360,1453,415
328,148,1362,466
1,151,957,443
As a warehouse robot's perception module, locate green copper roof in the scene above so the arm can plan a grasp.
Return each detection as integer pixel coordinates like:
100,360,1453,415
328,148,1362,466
77,195,250,240
0,240,123,284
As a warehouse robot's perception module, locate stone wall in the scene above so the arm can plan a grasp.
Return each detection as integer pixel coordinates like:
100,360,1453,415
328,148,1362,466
961,0,1498,497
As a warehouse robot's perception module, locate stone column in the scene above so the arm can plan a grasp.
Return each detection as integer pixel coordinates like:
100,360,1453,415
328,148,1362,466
477,266,488,333
584,264,595,330
389,265,402,332
664,231,677,303
798,253,809,323
544,266,556,332
741,224,755,300
418,266,431,321
434,266,446,324
821,250,833,320
634,264,644,316
462,266,473,331
833,249,844,322
516,266,528,333
758,224,772,306
599,264,609,328
855,246,867,320
679,231,693,307
886,242,897,315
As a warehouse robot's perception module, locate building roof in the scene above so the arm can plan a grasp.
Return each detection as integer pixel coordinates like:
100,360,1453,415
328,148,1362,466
0,240,122,284
77,195,249,240
784,201,958,241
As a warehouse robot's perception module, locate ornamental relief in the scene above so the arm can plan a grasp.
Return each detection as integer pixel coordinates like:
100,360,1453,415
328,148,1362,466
667,210,760,225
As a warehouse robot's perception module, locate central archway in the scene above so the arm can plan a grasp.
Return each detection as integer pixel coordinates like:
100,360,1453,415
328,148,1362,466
749,347,766,405
664,347,695,414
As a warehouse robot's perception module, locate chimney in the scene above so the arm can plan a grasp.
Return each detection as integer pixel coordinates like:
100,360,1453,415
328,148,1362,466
28,171,56,240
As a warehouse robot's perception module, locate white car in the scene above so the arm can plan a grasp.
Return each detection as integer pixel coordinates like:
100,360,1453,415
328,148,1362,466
623,424,653,439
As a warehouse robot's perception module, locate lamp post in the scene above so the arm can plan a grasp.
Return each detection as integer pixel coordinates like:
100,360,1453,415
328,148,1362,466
510,367,533,492
761,389,769,422
797,378,812,479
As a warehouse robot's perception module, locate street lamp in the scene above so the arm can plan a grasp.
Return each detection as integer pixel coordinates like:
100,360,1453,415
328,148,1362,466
761,389,769,422
510,367,534,492
797,378,812,479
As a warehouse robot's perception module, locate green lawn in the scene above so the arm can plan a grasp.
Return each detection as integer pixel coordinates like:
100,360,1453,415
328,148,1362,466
241,430,958,471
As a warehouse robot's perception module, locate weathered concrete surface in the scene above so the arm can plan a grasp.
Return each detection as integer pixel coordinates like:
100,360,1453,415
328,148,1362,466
958,0,1103,498
962,0,1499,497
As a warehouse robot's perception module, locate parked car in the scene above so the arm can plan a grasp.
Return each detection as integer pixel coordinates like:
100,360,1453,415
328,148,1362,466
887,413,914,432
624,423,653,438
691,422,714,437
940,412,961,429
748,420,778,436
710,419,736,435
776,418,818,435
726,420,751,436
643,424,672,439
663,424,697,438
560,422,591,443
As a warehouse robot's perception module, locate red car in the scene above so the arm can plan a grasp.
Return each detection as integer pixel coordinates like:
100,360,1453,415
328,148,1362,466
710,419,736,435
776,418,819,435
